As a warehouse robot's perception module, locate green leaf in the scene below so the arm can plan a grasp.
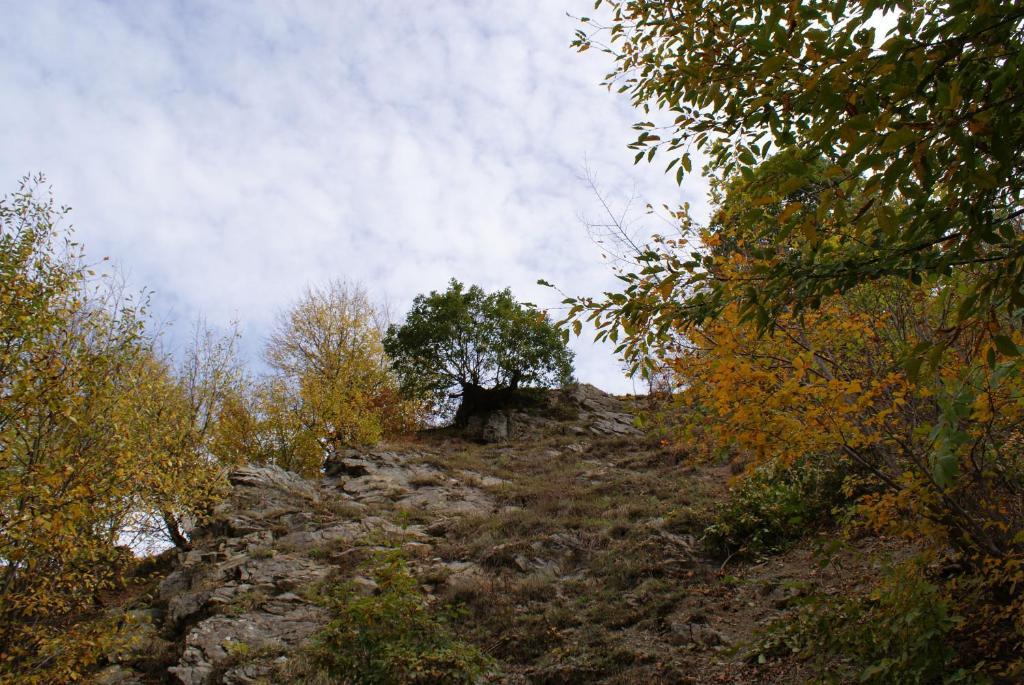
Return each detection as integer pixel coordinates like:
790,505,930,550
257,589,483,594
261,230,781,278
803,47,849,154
993,335,1019,357
881,128,917,152
933,450,958,488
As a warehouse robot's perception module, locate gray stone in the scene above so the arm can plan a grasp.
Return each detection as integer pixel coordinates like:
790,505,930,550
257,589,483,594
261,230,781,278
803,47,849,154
342,473,410,501
324,456,372,478
667,616,726,648
169,600,327,685
465,411,510,443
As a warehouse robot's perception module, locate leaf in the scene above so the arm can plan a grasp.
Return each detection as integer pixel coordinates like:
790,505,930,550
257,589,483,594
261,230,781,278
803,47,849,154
800,219,818,243
881,128,917,152
992,335,1019,357
778,202,803,223
933,450,958,488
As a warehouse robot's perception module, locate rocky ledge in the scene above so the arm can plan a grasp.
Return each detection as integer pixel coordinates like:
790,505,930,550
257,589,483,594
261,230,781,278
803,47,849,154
98,385,651,684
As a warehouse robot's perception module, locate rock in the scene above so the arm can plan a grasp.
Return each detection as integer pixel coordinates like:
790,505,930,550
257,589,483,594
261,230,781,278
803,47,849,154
395,484,493,516
341,474,410,501
565,383,619,411
350,576,379,595
589,412,640,436
237,555,332,592
93,665,145,685
324,457,372,478
442,563,489,602
458,471,507,488
481,413,511,442
667,613,727,648
166,588,213,629
322,448,365,476
424,520,450,537
658,530,697,554
562,384,642,435
465,411,510,443
402,541,433,558
169,600,327,685
222,661,278,684
226,466,320,507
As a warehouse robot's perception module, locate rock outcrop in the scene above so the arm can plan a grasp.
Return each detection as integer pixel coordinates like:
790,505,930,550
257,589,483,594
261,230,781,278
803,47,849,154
100,386,715,684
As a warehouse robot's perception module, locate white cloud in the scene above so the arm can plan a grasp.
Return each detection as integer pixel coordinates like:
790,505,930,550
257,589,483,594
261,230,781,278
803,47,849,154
0,0,709,393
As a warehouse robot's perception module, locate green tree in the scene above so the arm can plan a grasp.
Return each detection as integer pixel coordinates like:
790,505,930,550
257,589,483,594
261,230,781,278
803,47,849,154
384,280,574,424
575,0,1024,335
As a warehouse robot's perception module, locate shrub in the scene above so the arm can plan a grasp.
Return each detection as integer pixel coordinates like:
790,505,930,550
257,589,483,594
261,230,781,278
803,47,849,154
753,562,968,684
703,454,851,559
301,552,494,684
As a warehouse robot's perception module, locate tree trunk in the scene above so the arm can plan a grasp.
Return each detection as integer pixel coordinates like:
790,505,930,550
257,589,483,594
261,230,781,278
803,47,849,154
163,511,191,551
454,383,521,426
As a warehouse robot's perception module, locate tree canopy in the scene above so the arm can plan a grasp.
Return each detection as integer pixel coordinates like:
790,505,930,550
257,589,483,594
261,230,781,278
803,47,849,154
561,1,1024,676
0,177,238,681
573,0,1024,339
256,280,423,475
384,280,574,423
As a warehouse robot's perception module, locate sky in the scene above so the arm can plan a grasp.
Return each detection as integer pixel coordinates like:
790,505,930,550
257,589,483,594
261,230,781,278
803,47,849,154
0,1,709,393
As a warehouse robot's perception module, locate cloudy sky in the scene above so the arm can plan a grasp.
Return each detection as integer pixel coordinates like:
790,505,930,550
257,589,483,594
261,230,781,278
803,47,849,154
0,1,708,392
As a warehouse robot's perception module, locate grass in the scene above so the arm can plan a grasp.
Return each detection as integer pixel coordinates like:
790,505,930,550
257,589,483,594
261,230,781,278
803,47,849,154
401,424,715,679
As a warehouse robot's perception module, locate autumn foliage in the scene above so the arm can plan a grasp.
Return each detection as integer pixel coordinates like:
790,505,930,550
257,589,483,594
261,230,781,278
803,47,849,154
248,280,424,477
0,183,421,681
0,178,239,681
565,0,1024,677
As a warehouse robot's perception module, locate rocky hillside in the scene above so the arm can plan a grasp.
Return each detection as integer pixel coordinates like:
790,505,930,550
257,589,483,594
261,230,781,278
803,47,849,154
95,386,881,684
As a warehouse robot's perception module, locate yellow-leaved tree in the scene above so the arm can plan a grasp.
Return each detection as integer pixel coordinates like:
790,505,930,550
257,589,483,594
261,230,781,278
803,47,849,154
562,154,1024,678
251,280,423,477
0,177,240,683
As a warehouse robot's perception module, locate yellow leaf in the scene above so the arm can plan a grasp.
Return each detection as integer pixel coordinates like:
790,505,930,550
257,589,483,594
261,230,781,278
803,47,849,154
778,202,803,223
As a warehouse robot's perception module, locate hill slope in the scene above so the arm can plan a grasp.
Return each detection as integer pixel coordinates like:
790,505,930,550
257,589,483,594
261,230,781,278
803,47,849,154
97,386,886,684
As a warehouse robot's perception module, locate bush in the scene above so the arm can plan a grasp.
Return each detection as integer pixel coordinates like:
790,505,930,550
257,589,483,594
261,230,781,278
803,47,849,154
753,562,968,684
703,454,851,559
301,552,494,684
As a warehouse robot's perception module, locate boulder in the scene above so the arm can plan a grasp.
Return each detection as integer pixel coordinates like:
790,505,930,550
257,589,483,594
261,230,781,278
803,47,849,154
465,411,510,443
169,598,327,685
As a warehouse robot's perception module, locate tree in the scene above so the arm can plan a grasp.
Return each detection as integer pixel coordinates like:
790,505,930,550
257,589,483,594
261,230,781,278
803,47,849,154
564,152,1024,675
0,176,227,681
126,320,248,550
574,0,1024,340
384,280,574,424
559,1,1024,674
259,280,421,476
